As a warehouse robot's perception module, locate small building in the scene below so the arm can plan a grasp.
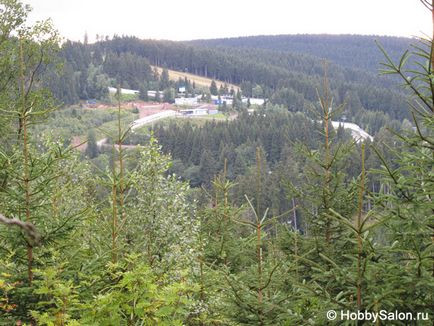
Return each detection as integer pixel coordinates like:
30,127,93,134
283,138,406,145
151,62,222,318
147,91,163,100
199,104,219,115
242,98,265,106
211,95,234,106
180,108,209,116
175,97,198,106
108,87,139,95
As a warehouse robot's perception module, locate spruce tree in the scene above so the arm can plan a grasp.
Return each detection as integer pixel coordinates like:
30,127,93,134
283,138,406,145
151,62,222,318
371,1,434,317
210,80,218,96
0,2,89,321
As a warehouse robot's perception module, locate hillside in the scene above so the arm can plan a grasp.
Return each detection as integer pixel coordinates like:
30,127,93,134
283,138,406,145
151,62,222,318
188,34,413,72
48,35,411,123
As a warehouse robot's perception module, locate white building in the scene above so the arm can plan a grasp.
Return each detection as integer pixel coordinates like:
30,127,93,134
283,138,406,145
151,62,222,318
108,87,139,95
147,91,162,99
242,98,265,106
211,95,233,105
175,97,198,106
180,108,209,116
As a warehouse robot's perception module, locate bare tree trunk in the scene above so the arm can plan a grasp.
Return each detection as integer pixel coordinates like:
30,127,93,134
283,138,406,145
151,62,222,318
356,144,366,309
19,37,34,285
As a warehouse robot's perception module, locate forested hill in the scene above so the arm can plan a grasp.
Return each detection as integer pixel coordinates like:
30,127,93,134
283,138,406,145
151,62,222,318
49,34,412,121
188,34,412,72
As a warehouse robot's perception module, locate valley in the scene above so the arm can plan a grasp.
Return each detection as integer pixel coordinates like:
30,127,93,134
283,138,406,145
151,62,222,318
1,0,433,324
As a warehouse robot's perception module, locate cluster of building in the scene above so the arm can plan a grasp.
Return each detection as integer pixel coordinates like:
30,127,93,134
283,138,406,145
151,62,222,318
174,95,265,107
108,86,266,117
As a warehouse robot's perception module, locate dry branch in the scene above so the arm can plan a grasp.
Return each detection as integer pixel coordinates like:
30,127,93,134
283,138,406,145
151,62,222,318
0,213,40,245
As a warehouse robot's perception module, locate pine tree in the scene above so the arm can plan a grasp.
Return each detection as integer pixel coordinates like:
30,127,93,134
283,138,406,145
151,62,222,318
139,83,149,101
199,149,217,185
85,129,99,158
159,68,170,90
0,3,89,322
210,80,218,95
163,87,175,103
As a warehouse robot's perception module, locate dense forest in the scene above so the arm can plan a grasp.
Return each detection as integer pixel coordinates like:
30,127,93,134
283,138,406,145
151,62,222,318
148,109,401,218
0,0,433,325
188,34,412,73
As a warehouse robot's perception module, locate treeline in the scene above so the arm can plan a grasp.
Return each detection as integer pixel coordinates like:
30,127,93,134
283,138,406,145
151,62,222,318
44,40,159,105
154,109,334,181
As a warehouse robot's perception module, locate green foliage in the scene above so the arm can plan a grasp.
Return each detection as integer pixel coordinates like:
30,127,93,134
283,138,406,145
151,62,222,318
139,83,149,101
163,87,175,103
80,255,196,326
271,87,305,112
209,80,218,95
129,137,199,270
30,106,137,143
30,263,81,326
159,68,170,90
85,129,99,158
0,257,19,323
104,52,152,90
370,31,434,316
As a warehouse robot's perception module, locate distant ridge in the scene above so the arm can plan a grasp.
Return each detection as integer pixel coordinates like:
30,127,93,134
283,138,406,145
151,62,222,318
187,34,412,72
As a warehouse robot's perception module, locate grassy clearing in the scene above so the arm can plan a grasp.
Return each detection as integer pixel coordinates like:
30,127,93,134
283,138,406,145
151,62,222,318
178,113,229,121
94,111,139,139
108,93,139,103
133,114,230,135
40,107,139,148
152,66,239,91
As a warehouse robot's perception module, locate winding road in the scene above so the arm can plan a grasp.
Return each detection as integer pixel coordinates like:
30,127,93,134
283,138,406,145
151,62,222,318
95,106,374,148
96,109,177,148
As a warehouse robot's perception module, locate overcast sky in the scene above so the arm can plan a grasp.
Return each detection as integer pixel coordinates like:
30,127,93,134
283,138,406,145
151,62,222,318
26,0,431,42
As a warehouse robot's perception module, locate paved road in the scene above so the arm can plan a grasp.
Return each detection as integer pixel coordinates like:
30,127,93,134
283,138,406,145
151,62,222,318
131,110,177,130
96,110,177,147
331,121,373,142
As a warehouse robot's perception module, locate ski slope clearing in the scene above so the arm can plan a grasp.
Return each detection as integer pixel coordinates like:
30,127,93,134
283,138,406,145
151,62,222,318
152,66,239,91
